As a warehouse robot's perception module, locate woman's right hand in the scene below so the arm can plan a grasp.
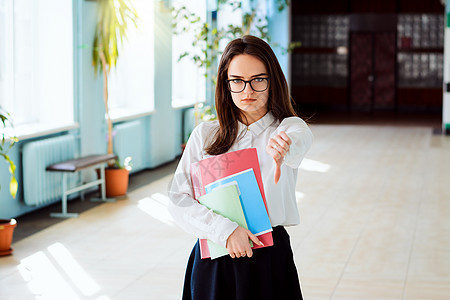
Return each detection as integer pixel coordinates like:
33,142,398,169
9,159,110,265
266,131,292,184
226,226,264,258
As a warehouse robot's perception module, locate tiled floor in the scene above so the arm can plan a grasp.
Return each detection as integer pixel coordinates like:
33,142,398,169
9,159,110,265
1,120,449,299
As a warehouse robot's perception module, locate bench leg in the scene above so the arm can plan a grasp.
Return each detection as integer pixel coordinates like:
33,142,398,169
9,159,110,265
80,185,85,201
91,164,115,203
100,164,106,200
51,173,79,218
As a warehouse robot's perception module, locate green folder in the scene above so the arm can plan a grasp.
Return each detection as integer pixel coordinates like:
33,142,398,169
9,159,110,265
198,184,251,259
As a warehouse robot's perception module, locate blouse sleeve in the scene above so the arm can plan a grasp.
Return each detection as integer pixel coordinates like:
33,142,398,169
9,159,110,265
167,122,239,248
274,117,313,169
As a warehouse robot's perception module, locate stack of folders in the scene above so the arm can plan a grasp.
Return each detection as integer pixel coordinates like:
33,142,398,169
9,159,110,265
191,148,273,259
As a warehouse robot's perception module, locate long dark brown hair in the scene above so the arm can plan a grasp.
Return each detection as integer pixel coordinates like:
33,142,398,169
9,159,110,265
205,35,297,155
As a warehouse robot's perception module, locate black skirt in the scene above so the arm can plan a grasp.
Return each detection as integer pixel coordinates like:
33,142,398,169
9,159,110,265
182,226,303,300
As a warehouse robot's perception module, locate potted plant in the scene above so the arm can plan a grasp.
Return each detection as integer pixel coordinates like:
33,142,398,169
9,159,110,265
104,156,132,197
92,0,138,197
0,106,18,256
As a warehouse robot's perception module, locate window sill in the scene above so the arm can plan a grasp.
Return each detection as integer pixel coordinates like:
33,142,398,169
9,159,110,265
171,99,205,110
109,107,155,123
8,122,80,141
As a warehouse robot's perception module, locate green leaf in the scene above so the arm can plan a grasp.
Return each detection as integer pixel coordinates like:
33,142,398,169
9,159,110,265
0,151,18,198
92,0,138,72
178,52,189,62
9,176,17,199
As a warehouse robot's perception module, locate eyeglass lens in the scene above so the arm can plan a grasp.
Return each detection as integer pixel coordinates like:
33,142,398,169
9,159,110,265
228,78,269,93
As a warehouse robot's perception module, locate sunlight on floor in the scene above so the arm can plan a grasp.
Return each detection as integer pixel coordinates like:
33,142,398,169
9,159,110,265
299,158,331,173
137,193,175,226
18,251,79,300
48,243,100,296
17,243,110,300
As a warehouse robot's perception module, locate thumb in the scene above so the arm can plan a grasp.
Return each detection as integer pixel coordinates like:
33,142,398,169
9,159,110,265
274,158,282,184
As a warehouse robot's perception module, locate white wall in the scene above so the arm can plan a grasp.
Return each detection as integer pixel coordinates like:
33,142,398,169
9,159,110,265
443,0,450,132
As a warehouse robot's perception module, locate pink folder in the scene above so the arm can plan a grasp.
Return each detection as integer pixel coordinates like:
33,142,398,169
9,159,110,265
190,148,274,259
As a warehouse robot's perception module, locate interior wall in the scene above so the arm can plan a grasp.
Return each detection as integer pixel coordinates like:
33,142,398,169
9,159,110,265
268,4,290,83
443,0,450,132
148,1,181,168
0,0,182,219
78,0,105,158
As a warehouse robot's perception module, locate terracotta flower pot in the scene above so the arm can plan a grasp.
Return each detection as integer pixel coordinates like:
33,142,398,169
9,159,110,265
105,168,129,197
0,219,16,256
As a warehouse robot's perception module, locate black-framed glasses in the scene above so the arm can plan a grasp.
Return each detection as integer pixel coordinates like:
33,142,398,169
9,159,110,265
226,78,270,93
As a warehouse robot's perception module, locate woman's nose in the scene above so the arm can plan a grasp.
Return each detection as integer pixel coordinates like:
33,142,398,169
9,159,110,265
243,82,254,94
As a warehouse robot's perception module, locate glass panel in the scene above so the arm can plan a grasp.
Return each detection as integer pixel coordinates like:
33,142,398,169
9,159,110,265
171,0,207,107
292,15,349,48
1,0,74,127
292,53,347,87
397,14,444,49
0,0,8,109
398,53,443,88
108,0,154,113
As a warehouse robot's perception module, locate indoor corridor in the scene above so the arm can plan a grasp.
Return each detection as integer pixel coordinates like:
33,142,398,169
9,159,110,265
1,120,449,300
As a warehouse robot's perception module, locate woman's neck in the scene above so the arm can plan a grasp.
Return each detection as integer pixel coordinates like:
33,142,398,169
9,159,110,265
241,110,268,126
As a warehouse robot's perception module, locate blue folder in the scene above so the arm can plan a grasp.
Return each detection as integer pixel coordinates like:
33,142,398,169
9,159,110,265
205,168,272,236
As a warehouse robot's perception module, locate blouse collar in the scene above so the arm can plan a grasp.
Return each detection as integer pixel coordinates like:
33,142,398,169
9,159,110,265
238,112,276,136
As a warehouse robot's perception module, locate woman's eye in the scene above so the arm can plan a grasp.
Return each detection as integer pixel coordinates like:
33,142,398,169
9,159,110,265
254,78,264,82
232,79,243,84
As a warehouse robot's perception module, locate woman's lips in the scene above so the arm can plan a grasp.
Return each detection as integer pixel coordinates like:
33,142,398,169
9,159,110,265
241,98,257,103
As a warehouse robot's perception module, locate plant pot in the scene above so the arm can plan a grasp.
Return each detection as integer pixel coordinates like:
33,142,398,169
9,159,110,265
0,219,16,256
105,168,129,197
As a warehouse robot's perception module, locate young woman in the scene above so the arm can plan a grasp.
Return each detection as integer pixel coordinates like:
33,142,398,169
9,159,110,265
168,35,313,300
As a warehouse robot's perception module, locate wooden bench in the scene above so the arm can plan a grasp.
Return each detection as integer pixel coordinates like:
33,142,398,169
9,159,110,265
46,154,118,218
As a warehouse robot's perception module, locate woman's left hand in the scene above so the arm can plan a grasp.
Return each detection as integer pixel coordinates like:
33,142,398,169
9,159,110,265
266,131,291,184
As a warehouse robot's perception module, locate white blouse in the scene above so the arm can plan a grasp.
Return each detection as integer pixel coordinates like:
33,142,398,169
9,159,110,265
168,112,313,248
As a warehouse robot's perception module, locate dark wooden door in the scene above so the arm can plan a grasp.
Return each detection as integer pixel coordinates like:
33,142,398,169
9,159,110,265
350,32,396,111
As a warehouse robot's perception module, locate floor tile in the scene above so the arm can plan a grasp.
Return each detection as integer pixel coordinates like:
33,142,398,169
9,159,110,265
2,123,450,300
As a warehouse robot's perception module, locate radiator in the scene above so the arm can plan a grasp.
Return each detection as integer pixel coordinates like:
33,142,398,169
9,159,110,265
22,134,78,206
113,120,145,173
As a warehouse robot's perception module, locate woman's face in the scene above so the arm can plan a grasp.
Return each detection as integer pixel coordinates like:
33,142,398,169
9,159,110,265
227,54,270,124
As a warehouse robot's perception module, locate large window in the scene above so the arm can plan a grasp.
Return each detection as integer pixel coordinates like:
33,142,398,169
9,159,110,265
397,14,444,88
171,0,207,108
108,0,154,122
0,0,74,136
